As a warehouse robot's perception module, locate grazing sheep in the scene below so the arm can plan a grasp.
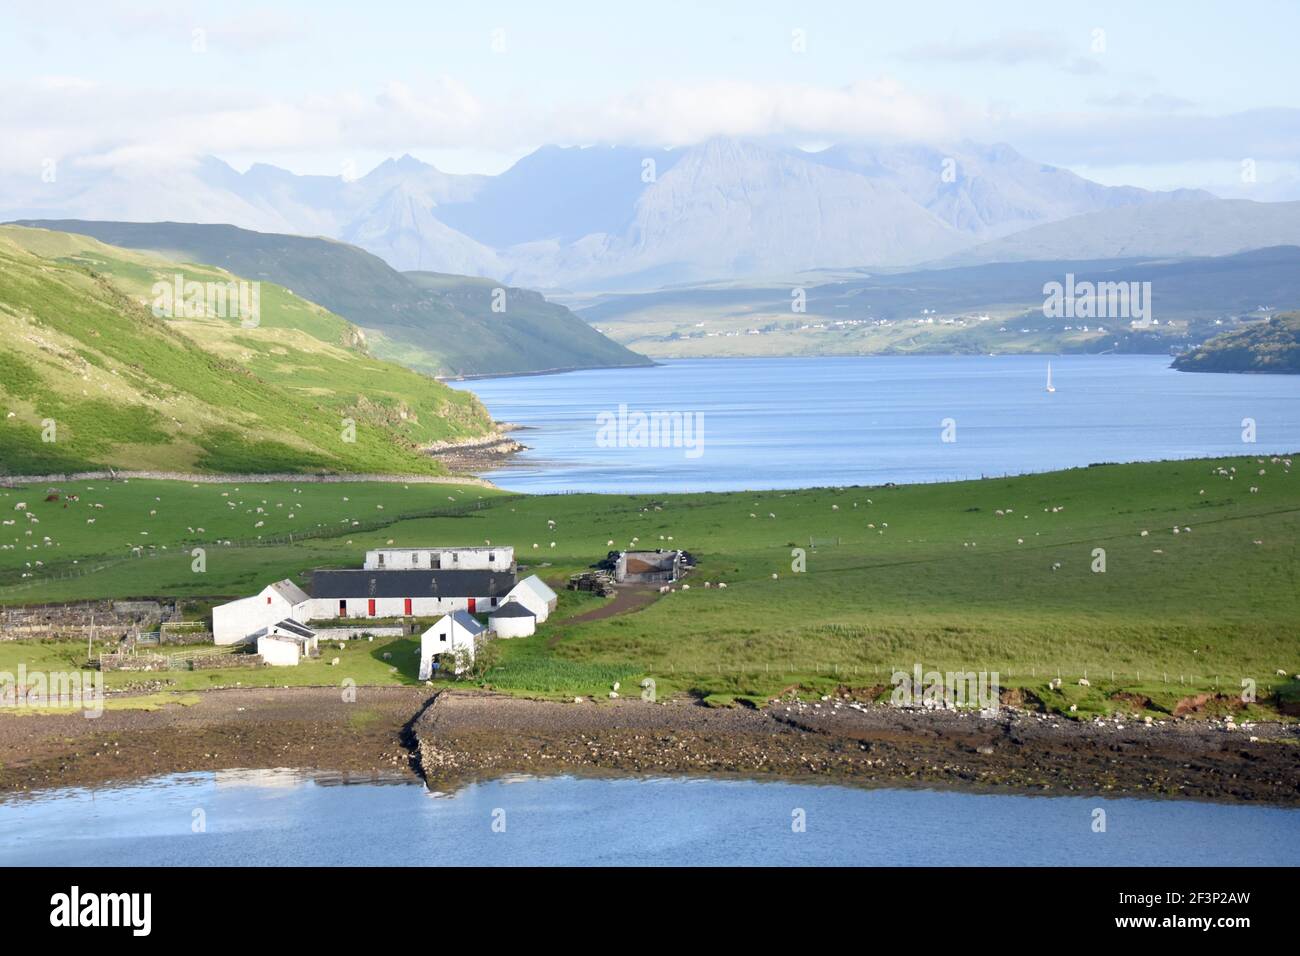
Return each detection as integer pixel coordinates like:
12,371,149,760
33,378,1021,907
607,539,614,546
1140,530,1149,537
1049,678,1062,690
329,657,340,666
717,582,727,589
658,585,670,594
1078,678,1091,687
681,583,690,590
13,502,26,511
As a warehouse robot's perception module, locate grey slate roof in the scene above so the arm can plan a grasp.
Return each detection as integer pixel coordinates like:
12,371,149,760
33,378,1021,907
269,579,310,605
273,618,315,639
489,601,536,619
445,610,485,635
311,569,516,600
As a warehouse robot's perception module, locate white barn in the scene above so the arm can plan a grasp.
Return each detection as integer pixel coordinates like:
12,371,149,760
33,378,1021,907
307,568,515,621
504,575,558,623
213,579,310,646
364,546,514,572
418,611,484,678
255,619,318,666
488,601,536,638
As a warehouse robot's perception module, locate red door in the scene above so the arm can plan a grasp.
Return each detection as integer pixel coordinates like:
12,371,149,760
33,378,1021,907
468,598,476,614
368,598,376,617
404,598,412,616
338,599,346,618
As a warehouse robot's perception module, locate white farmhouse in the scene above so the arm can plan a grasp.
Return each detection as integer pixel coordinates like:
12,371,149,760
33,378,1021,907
307,568,514,620
419,611,484,678
255,619,319,666
213,579,310,646
504,574,558,623
364,546,514,572
488,601,536,638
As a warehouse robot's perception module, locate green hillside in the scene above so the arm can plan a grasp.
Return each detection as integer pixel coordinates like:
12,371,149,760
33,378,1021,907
575,248,1300,359
12,220,652,378
1172,313,1300,373
1,454,1296,718
0,226,494,475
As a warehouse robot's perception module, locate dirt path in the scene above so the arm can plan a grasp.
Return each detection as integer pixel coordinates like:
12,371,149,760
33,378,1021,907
565,585,663,624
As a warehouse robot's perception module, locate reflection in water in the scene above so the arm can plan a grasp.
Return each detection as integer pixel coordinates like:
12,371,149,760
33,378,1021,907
1,771,1297,867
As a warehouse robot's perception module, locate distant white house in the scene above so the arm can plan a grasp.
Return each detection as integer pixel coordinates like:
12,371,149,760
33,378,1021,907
256,619,318,666
418,611,484,678
488,601,536,638
504,575,558,623
213,579,310,646
364,546,514,572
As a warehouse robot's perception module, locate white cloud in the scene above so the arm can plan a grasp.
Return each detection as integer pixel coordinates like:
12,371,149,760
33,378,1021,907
1,71,1295,186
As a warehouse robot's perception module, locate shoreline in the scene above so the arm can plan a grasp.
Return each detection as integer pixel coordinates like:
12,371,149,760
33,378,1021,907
2,687,1295,806
0,470,499,489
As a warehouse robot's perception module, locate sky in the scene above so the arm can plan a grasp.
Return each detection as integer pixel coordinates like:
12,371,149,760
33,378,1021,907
3,0,1298,194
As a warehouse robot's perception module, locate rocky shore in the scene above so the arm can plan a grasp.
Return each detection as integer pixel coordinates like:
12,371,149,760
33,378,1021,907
414,691,1300,805
1,687,1295,804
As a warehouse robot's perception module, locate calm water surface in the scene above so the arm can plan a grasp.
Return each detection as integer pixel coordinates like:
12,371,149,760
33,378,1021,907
451,356,1300,492
2,771,1297,866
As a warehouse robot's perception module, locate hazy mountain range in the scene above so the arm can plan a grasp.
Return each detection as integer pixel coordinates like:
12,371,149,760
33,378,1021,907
6,137,1257,292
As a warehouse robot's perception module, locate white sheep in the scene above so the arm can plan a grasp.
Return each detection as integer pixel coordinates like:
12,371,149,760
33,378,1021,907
13,502,26,511
717,582,727,589
1078,678,1091,687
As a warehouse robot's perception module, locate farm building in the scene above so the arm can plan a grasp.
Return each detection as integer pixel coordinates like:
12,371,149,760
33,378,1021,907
364,546,514,572
504,574,558,623
614,549,687,584
418,611,484,678
255,619,319,666
213,579,311,646
488,601,536,638
308,568,515,620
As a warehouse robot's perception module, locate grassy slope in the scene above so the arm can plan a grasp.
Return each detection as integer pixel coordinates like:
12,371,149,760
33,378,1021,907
1,454,1297,714
0,227,493,474
13,220,651,378
1172,312,1300,373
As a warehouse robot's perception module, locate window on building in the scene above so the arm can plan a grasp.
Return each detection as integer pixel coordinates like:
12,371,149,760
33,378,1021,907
377,553,384,567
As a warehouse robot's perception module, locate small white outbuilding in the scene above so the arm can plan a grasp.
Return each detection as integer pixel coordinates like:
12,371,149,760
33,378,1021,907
488,600,536,638
504,574,557,623
255,619,318,666
419,611,484,679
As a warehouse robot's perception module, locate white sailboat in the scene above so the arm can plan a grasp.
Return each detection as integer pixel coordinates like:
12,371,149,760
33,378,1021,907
1045,362,1056,393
